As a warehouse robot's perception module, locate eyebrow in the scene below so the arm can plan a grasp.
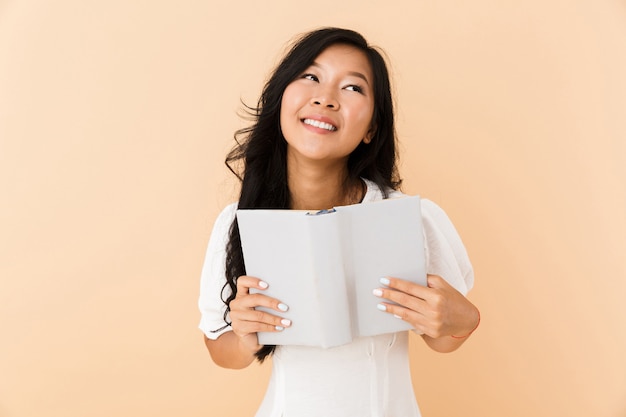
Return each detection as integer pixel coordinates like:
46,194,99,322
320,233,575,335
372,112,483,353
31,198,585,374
310,62,371,86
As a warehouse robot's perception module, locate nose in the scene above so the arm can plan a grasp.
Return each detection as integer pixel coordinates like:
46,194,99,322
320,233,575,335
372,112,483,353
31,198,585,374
310,90,339,110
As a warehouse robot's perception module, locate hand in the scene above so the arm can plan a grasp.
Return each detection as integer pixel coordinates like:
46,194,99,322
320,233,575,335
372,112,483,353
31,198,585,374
229,275,292,354
373,274,479,339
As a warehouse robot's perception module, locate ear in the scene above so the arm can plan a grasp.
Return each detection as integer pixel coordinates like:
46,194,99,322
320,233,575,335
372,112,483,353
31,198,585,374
363,123,377,144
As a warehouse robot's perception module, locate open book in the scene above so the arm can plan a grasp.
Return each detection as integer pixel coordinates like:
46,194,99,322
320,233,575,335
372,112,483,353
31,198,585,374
236,195,426,348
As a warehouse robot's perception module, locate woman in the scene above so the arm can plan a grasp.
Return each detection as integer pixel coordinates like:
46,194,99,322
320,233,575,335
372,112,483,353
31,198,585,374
199,27,479,416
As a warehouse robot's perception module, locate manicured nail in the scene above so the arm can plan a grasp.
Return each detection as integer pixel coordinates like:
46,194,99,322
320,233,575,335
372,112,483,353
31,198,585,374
394,314,402,319
377,303,387,311
281,319,291,327
275,326,284,331
278,303,289,312
379,277,390,286
372,288,383,297
258,281,269,289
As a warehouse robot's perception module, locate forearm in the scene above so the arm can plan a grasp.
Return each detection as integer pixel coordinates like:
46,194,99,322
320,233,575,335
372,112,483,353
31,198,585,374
204,332,257,369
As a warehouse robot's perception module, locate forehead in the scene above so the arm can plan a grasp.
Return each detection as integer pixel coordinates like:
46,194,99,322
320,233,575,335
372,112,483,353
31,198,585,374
311,43,373,81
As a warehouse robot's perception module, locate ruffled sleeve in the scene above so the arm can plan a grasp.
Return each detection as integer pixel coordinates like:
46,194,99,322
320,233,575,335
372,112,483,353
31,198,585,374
198,203,238,340
420,199,474,295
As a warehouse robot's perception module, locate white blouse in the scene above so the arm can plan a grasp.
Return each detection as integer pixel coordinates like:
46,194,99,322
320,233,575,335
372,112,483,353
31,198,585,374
198,180,474,417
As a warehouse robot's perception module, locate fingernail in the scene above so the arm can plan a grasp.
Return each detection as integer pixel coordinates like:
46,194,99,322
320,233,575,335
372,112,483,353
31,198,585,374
372,288,383,297
394,314,402,319
281,319,291,327
377,303,387,311
379,277,390,286
278,303,289,312
275,326,284,331
259,281,269,289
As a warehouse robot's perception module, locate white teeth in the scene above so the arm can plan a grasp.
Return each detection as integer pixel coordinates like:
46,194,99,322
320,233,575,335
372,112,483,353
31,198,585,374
303,119,337,131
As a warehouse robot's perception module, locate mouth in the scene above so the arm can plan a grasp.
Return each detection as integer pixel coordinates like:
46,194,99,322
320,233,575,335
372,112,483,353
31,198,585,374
302,118,337,132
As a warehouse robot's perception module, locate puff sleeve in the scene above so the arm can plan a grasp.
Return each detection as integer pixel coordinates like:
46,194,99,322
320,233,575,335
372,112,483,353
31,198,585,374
420,199,474,295
198,203,238,340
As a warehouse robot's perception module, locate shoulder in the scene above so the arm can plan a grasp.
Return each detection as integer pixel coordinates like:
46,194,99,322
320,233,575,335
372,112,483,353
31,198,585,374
204,202,238,255
361,177,451,223
210,202,238,236
419,199,468,251
215,202,238,228
419,198,463,248
361,178,404,202
420,199,454,227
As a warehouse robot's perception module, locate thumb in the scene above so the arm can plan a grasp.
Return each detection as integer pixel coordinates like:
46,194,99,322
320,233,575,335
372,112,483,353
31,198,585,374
426,274,450,289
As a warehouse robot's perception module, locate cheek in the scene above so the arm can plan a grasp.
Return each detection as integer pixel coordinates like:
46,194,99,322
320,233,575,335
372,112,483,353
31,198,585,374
350,104,375,136
281,84,303,112
280,86,298,126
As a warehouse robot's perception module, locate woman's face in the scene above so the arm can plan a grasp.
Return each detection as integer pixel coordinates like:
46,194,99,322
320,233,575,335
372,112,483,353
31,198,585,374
280,43,375,168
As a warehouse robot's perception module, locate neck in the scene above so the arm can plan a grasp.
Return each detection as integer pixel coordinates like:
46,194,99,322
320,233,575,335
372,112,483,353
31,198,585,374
287,159,362,210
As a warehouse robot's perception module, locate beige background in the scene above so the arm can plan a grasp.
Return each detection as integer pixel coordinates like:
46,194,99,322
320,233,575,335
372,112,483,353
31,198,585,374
1,1,625,416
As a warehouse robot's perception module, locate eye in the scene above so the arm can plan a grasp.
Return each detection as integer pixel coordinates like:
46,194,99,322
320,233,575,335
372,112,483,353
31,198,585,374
302,73,319,82
344,84,364,94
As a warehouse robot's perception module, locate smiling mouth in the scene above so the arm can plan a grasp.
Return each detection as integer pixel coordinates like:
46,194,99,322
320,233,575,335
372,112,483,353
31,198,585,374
302,118,337,131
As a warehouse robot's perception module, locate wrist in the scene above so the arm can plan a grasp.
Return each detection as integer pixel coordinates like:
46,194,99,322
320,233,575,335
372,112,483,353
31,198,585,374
235,332,261,359
451,307,480,339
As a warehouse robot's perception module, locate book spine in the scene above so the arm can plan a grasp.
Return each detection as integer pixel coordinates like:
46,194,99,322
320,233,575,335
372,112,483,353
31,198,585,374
307,212,352,348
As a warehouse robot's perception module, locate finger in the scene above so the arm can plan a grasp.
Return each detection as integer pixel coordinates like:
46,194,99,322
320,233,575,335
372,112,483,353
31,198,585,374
426,275,452,290
373,285,444,329
372,285,428,312
232,319,283,336
231,308,292,332
231,291,290,314
376,302,443,339
236,275,269,295
380,276,430,299
232,301,292,326
235,276,290,313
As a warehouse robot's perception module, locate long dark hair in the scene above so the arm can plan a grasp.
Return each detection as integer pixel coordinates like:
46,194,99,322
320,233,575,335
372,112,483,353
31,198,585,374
220,27,401,362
